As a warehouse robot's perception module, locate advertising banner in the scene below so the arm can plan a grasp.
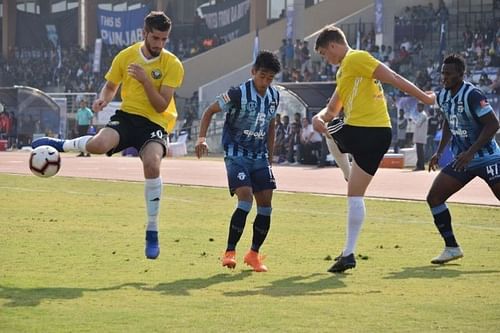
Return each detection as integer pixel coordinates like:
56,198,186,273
97,6,149,46
198,0,250,42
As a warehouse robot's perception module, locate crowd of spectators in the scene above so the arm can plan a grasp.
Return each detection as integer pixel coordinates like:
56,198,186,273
277,2,499,93
273,112,331,167
0,32,224,94
0,44,119,94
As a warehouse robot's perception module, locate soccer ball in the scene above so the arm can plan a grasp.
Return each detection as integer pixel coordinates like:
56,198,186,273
29,145,61,178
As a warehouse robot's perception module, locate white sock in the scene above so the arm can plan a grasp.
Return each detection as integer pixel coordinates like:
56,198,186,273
62,135,92,153
145,177,162,232
343,196,366,256
326,136,351,181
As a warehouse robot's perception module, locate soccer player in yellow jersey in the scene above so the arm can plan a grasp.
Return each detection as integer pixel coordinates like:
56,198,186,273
32,11,184,260
312,25,435,273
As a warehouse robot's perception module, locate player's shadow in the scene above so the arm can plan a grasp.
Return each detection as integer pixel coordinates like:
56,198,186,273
223,273,366,297
384,265,500,280
139,271,252,296
0,283,144,307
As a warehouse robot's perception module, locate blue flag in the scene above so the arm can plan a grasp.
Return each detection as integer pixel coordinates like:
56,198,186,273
439,22,447,64
253,29,259,63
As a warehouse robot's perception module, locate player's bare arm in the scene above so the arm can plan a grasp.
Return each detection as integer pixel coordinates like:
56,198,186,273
373,62,436,105
128,63,174,113
453,112,500,171
312,90,342,134
93,81,119,113
195,101,221,158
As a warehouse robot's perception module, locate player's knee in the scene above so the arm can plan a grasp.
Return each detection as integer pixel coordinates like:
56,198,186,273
143,165,161,179
86,139,111,154
426,191,441,207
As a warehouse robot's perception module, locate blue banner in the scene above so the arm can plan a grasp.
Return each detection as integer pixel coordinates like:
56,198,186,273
374,0,383,34
97,7,149,46
198,0,250,42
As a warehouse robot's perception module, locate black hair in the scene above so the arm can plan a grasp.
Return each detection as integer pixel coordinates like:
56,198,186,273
315,25,348,51
443,53,465,75
254,50,281,74
144,11,171,32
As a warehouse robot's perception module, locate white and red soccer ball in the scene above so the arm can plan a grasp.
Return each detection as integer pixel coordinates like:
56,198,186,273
29,145,61,177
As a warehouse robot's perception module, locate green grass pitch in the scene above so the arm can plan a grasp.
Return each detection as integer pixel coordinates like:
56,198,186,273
1,174,499,332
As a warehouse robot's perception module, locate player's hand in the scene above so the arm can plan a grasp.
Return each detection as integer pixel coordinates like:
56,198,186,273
92,98,108,112
195,137,209,159
452,150,473,172
422,91,436,105
312,114,327,134
127,63,147,84
428,153,440,172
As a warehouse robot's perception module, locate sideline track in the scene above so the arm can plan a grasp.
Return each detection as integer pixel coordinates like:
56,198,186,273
0,151,498,206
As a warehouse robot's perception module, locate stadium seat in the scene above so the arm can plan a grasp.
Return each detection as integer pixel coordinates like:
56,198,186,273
400,147,417,167
168,132,188,157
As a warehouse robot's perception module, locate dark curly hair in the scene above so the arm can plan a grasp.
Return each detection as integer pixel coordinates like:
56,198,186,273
443,53,465,75
254,50,281,74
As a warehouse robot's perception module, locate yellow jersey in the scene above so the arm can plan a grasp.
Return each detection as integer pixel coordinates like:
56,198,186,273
336,50,390,127
105,42,184,132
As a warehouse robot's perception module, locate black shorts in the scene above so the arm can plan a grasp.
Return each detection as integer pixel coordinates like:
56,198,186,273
105,110,168,157
330,124,392,176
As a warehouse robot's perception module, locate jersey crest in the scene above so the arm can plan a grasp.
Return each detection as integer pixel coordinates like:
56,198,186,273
151,69,162,80
246,100,257,112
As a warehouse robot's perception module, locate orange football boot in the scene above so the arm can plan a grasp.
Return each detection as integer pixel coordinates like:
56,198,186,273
243,250,268,272
222,250,237,269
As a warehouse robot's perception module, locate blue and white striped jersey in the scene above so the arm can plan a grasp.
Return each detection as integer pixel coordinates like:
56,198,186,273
436,81,500,168
216,79,279,159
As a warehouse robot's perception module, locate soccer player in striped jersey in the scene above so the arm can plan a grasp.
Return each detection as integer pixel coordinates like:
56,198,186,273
195,51,281,272
427,53,500,264
312,25,435,273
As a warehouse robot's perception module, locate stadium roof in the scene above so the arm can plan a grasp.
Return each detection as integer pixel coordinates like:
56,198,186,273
9,0,150,10
277,82,335,112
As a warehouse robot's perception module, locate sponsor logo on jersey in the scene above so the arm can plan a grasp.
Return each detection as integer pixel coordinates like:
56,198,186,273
107,120,120,126
151,69,162,80
450,128,468,137
243,129,266,139
457,101,464,113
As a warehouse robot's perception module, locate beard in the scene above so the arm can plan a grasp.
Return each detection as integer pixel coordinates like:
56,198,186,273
145,40,161,57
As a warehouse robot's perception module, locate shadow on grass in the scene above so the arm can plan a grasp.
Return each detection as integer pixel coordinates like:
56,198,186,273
223,273,363,297
139,271,253,296
0,272,369,305
384,265,500,279
0,283,145,307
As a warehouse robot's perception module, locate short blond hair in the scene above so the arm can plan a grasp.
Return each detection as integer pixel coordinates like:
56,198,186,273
314,25,348,51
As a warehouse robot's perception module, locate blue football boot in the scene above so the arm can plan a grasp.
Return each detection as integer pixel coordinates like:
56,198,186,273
145,230,160,259
32,137,65,152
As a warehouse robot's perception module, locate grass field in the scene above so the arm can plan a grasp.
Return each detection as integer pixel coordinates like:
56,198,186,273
1,173,499,332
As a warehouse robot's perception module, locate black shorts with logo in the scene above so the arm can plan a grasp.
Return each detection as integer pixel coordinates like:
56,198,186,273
330,123,392,176
105,110,168,157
